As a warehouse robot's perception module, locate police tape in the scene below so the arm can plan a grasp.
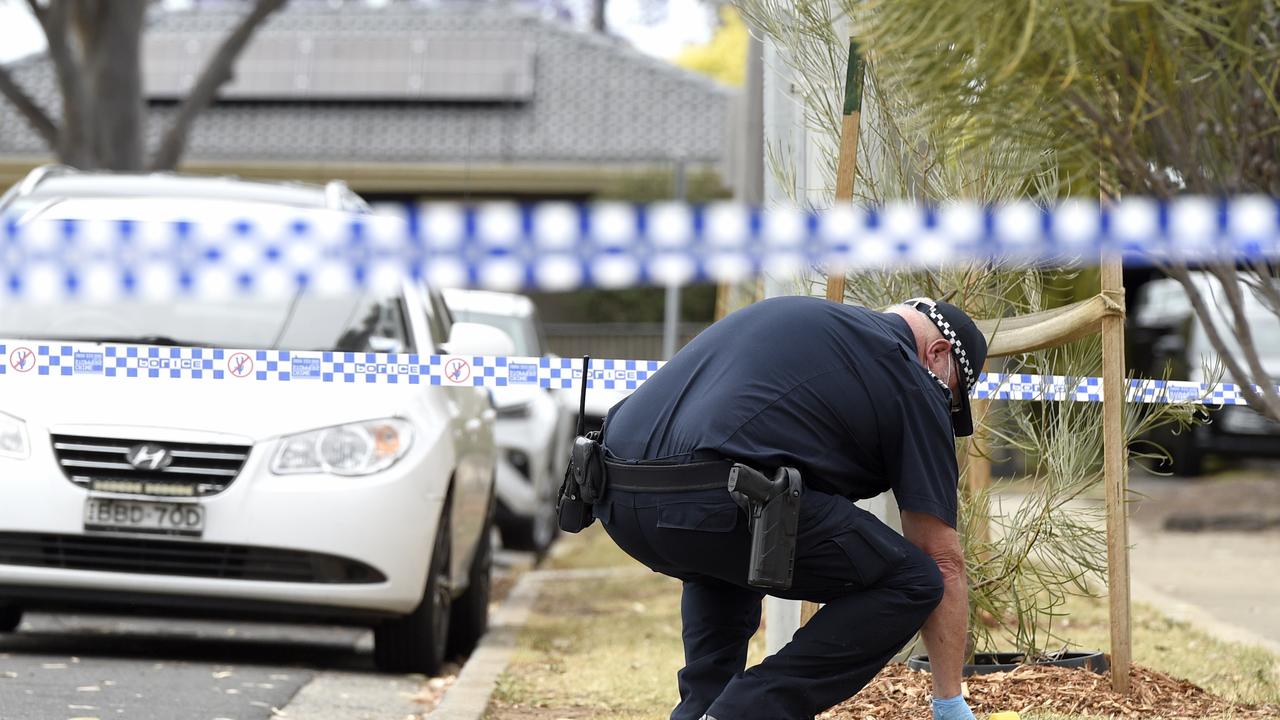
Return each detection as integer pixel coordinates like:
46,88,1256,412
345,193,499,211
1,340,1272,407
3,195,1280,299
0,341,660,391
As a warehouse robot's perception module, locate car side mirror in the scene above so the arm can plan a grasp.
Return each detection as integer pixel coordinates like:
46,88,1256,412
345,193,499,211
442,322,516,358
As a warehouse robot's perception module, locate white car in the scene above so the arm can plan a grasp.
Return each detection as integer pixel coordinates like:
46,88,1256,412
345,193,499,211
442,289,572,554
0,196,508,675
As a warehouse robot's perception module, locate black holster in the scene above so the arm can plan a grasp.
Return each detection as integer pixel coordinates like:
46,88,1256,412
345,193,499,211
557,431,607,533
727,464,803,590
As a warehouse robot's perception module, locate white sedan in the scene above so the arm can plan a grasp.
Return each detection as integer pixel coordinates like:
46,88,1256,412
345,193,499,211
443,289,573,555
0,199,507,675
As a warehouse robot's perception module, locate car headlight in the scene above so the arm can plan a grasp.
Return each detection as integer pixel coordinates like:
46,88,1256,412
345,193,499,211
271,419,413,476
0,412,29,460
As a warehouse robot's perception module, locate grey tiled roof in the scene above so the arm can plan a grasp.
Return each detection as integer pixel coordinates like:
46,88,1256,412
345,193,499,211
0,3,732,166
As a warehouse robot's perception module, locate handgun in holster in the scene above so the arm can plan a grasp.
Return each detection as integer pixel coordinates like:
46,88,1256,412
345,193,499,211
727,463,803,591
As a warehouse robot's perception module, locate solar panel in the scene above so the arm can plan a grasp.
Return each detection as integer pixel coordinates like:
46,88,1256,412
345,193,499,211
144,32,535,102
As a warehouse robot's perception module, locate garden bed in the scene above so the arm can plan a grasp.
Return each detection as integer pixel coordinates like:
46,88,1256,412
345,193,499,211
822,662,1279,720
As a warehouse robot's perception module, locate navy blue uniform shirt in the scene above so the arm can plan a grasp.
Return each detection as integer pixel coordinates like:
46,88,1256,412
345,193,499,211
602,296,960,527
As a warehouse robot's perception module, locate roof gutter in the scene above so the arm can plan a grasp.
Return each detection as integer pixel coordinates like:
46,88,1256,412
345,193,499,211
0,156,724,198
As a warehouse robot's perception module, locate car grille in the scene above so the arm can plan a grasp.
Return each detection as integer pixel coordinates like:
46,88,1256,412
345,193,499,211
0,532,385,584
51,434,251,497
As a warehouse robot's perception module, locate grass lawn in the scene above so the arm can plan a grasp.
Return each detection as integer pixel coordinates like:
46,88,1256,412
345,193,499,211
486,525,1280,719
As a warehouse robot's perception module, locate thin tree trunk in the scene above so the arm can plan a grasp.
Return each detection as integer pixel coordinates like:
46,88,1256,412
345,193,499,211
81,0,147,171
591,0,606,33
149,0,289,171
1166,263,1280,421
31,0,91,167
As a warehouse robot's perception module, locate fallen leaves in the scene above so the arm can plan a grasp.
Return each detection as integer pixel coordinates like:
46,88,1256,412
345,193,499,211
409,667,459,711
819,663,1280,720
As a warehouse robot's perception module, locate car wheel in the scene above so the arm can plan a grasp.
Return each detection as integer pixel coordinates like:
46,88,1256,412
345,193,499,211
499,503,559,556
1167,427,1205,478
447,507,493,659
374,508,451,674
0,606,21,632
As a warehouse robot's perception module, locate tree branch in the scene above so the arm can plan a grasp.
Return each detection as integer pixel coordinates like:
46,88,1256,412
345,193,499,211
37,0,92,166
23,0,47,28
1065,88,1173,198
0,63,58,147
1207,263,1280,419
1244,259,1280,318
149,0,289,170
1166,263,1279,421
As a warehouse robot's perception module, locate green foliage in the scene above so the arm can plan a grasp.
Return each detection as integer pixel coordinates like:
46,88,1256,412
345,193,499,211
852,0,1280,199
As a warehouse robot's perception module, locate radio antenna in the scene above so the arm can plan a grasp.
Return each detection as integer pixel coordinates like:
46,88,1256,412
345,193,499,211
576,355,590,436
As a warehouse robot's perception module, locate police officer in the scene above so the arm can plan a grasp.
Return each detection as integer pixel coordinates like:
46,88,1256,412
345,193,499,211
595,295,987,720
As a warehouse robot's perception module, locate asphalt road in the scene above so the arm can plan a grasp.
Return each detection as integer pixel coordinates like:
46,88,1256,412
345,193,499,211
0,547,533,720
0,613,373,720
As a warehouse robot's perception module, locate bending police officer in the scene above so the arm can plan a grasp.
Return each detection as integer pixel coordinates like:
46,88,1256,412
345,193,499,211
593,295,987,720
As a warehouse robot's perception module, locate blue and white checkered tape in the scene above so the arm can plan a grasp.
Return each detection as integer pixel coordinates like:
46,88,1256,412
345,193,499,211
0,341,663,390
3,196,1280,299
973,373,1259,406
0,340,1271,405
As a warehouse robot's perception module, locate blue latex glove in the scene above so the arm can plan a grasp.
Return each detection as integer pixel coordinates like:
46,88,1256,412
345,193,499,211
932,694,977,720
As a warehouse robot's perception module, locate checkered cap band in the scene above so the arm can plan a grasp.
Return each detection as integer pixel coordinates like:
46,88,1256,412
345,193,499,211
922,305,977,391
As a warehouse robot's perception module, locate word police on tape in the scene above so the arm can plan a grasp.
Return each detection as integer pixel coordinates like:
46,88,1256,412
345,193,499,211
0,341,662,391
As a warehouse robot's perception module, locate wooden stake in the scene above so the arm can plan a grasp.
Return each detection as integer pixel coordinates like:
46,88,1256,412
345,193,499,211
1101,254,1132,693
715,281,734,321
823,38,865,304
804,39,866,626
963,398,993,547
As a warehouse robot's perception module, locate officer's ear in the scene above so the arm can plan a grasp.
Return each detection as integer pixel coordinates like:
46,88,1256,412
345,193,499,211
926,338,952,365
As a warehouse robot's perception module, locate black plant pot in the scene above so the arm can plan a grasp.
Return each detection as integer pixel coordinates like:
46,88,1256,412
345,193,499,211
907,650,1109,677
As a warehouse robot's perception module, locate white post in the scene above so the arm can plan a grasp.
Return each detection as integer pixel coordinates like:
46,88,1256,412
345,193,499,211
662,159,687,360
760,28,896,655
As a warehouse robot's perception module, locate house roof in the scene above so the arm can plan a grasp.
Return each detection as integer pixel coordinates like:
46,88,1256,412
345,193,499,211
0,2,733,171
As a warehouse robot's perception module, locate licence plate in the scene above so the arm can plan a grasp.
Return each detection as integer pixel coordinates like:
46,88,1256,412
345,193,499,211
84,498,205,537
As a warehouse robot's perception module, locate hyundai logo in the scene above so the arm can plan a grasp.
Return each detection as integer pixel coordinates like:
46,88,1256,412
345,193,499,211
126,444,173,471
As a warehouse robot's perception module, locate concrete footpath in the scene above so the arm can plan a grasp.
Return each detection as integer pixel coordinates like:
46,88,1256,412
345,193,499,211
1127,474,1280,650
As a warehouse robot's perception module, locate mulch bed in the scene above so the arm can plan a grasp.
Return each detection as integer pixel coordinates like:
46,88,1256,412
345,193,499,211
820,662,1280,719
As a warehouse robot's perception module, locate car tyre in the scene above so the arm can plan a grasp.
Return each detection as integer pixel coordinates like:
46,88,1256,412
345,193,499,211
0,606,21,632
1167,426,1205,478
499,504,558,556
447,507,493,659
374,508,451,675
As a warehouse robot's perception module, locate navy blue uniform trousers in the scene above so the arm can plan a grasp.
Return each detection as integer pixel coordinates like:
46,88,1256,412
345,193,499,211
597,485,944,720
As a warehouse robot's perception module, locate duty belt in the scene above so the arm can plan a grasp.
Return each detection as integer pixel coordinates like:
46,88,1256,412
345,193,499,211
603,458,735,492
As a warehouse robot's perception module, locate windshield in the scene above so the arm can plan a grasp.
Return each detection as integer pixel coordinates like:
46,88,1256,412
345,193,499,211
0,293,413,353
449,310,536,355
